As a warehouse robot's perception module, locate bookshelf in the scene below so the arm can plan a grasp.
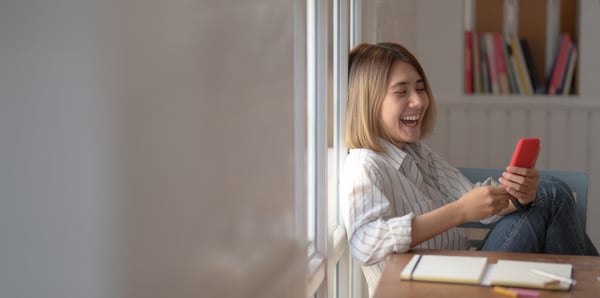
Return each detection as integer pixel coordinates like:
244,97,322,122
464,0,578,96
412,0,600,103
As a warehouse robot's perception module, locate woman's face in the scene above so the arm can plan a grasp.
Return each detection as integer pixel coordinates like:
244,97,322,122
379,60,429,147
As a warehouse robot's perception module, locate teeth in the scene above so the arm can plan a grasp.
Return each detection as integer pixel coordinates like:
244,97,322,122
401,115,420,121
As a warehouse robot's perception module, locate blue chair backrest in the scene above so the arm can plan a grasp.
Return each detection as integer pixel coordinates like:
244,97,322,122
458,167,588,231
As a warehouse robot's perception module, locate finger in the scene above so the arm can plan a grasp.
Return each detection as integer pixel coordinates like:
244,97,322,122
506,168,540,183
506,166,528,176
498,178,524,191
488,185,510,194
502,171,527,184
499,199,509,209
489,190,513,203
505,187,523,201
529,168,540,179
506,187,535,204
493,200,509,213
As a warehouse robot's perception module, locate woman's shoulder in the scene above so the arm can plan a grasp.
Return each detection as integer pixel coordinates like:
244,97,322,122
346,148,396,168
342,149,390,183
346,148,383,163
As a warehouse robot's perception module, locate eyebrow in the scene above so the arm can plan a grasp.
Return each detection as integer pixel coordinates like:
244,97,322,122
389,79,425,89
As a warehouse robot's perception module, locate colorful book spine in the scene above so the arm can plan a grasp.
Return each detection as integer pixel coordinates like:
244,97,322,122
501,35,519,94
545,0,562,79
465,31,473,94
520,39,545,94
556,42,573,94
561,44,578,95
484,33,499,94
479,33,490,94
493,32,510,94
505,38,522,94
548,34,572,95
472,31,482,94
510,35,533,95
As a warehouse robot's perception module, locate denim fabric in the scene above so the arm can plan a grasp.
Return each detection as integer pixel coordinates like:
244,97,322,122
481,175,599,256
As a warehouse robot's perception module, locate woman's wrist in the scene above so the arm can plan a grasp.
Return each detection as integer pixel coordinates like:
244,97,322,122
511,198,533,211
448,200,467,224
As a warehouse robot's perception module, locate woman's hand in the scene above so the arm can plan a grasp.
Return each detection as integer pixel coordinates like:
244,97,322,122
499,166,540,205
456,186,512,222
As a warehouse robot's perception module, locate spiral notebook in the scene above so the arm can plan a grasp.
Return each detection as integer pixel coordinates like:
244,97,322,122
400,254,573,291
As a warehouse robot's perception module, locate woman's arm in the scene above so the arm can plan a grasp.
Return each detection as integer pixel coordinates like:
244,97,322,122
341,153,416,265
410,185,512,246
343,160,511,263
348,214,414,265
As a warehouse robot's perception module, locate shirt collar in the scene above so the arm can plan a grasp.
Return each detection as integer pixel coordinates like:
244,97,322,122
379,138,408,170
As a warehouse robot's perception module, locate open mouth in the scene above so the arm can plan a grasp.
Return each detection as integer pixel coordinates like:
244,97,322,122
401,114,420,127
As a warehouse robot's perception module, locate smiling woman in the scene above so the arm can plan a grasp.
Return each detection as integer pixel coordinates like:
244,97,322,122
340,42,598,297
345,43,437,152
379,60,429,145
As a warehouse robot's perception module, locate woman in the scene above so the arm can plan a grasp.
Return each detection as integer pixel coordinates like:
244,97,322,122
340,42,598,296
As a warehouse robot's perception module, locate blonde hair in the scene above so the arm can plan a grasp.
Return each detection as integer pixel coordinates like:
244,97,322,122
345,42,437,152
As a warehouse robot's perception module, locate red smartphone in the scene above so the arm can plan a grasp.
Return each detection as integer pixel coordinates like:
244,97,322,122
509,138,540,168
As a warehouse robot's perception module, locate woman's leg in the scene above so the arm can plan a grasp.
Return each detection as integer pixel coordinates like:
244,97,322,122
481,175,598,255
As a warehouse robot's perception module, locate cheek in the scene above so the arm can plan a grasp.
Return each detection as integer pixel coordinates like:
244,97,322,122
380,102,398,122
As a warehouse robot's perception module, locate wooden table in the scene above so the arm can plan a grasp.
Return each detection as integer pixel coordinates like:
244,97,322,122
373,249,600,298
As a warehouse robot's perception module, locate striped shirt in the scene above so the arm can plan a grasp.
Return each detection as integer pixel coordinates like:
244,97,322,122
340,140,494,295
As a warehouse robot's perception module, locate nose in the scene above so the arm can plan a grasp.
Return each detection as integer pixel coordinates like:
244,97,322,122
409,90,426,107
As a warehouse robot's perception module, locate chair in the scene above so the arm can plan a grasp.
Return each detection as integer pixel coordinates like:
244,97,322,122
457,167,588,248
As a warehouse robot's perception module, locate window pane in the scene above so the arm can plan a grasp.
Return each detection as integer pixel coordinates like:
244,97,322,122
306,0,317,246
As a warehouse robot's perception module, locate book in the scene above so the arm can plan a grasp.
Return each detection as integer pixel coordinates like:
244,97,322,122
509,35,534,95
561,44,578,95
483,32,500,94
492,32,510,94
465,31,473,94
401,254,574,291
505,38,522,94
472,31,483,94
548,34,572,95
488,260,573,290
545,0,562,79
520,38,545,94
501,35,519,94
479,33,491,94
400,254,487,284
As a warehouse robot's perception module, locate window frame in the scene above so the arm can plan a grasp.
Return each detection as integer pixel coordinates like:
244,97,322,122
295,0,363,297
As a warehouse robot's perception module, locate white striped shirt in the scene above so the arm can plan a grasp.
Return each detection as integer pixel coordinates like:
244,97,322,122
340,140,487,295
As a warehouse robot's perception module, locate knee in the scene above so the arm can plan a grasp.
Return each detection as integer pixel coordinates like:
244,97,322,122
536,175,576,207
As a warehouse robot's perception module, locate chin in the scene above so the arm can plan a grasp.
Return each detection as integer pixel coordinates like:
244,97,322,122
402,132,421,143
392,136,420,145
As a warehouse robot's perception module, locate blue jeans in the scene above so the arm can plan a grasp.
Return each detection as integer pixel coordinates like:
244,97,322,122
481,175,599,256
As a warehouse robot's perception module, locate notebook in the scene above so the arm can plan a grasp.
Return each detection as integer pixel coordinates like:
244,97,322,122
400,254,574,291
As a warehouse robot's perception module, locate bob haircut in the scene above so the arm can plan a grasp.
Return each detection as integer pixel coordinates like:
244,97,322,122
345,42,437,152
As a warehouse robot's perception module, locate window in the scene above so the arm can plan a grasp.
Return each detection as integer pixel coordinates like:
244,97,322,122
295,0,364,297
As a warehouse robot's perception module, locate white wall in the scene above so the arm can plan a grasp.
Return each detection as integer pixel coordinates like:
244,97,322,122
360,0,417,50
0,1,305,298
